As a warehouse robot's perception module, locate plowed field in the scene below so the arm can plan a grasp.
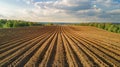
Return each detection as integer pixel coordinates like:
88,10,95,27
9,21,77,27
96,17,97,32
0,26,120,67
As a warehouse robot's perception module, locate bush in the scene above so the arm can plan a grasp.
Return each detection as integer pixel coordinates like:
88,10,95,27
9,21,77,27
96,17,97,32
0,19,38,28
76,23,120,33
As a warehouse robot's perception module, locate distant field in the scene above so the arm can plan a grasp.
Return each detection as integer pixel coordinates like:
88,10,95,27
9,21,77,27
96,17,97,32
0,26,120,67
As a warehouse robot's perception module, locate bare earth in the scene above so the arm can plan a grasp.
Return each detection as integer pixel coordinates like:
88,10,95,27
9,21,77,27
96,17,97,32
0,26,120,67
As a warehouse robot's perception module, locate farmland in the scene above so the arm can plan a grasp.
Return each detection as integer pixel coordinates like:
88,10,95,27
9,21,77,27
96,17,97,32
0,26,120,67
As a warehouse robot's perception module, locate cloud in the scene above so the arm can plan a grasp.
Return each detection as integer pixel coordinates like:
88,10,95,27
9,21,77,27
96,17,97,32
1,0,120,22
16,0,120,22
33,0,92,10
27,0,93,19
0,14,5,18
23,0,34,4
107,9,120,15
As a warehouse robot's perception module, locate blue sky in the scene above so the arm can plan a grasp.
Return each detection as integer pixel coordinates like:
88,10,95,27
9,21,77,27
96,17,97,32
0,0,120,22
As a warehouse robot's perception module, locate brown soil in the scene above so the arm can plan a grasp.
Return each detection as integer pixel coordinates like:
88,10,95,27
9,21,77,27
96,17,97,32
0,26,120,67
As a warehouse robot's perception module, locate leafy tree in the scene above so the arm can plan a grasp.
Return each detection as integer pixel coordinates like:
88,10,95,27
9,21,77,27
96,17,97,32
0,19,7,24
0,19,43,28
77,23,120,33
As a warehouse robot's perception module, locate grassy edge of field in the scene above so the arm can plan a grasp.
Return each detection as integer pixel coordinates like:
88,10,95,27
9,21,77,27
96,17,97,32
0,19,120,33
72,23,120,34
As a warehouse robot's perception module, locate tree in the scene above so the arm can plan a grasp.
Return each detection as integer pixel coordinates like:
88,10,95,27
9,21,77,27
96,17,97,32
0,19,7,24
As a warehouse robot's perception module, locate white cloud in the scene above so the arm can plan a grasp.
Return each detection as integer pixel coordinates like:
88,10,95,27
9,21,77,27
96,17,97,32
107,9,120,15
0,0,120,22
23,0,34,4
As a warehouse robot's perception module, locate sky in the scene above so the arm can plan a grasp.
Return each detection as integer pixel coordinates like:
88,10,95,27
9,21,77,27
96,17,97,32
0,0,120,22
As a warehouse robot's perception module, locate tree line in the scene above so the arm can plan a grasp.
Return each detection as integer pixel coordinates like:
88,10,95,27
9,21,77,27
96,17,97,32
75,23,120,33
0,19,40,28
